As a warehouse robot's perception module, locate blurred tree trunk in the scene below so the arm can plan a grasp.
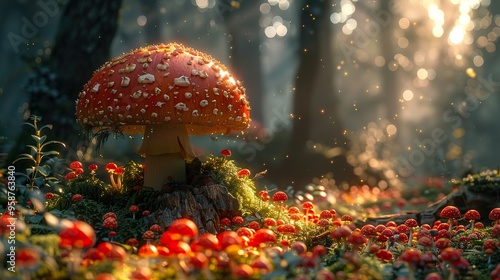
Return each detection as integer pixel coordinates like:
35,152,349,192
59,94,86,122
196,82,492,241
23,0,122,157
272,0,357,189
223,0,264,125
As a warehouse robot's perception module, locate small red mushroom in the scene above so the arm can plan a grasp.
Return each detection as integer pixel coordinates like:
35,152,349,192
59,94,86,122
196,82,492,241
126,238,139,247
489,208,500,225
464,209,481,231
150,224,162,233
237,168,251,178
17,247,40,279
88,163,98,180
69,161,83,170
258,190,270,201
71,194,83,202
272,191,288,204
142,230,156,242
45,192,55,200
59,220,96,275
263,218,276,228
105,163,118,188
138,243,159,258
166,218,198,242
232,215,245,225
404,218,418,246
129,205,139,219
440,206,461,234
65,171,78,181
252,228,277,246
220,149,232,157
102,217,118,230
220,217,232,227
76,44,251,189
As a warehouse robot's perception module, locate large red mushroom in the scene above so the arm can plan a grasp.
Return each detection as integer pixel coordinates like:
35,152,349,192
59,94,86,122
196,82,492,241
76,43,251,189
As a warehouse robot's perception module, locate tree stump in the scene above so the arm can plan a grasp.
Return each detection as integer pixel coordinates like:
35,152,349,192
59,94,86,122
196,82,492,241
360,186,500,226
149,158,241,234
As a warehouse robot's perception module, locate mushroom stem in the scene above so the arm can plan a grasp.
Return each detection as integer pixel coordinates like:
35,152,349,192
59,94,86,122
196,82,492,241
108,173,117,188
140,124,195,189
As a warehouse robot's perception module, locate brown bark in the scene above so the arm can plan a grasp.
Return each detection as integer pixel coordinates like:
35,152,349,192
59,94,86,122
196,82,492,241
27,0,122,150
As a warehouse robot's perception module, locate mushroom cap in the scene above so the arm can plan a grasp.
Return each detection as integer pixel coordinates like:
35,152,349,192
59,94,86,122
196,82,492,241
404,218,418,228
59,220,96,249
464,209,481,220
440,206,461,219
252,228,277,245
167,218,199,240
360,224,377,237
346,232,368,245
272,191,288,202
76,43,250,135
489,208,500,220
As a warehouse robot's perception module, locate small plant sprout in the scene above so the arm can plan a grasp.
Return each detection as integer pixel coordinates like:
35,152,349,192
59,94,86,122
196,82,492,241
14,116,66,190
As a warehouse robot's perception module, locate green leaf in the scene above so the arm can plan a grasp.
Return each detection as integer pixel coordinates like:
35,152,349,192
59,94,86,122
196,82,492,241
23,122,36,130
31,135,47,144
38,165,51,177
41,140,66,149
27,145,38,153
13,153,35,163
39,124,54,132
40,151,60,156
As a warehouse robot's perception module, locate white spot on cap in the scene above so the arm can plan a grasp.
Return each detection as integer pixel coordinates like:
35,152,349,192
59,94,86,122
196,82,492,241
213,88,219,95
163,94,170,101
164,117,171,121
151,112,158,118
198,71,208,79
138,73,155,84
107,82,115,88
175,102,188,111
92,83,100,93
155,102,165,107
140,108,146,113
174,76,190,87
192,110,199,117
121,77,131,87
227,104,233,111
200,100,208,107
213,108,218,115
157,63,169,71
125,63,136,73
185,92,192,99
132,90,142,99
155,87,161,95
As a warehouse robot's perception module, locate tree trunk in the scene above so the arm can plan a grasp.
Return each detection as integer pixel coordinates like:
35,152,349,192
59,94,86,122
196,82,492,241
224,0,264,125
26,0,122,152
271,0,357,189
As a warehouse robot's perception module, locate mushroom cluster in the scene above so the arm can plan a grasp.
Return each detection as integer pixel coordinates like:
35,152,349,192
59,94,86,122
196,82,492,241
75,43,251,188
